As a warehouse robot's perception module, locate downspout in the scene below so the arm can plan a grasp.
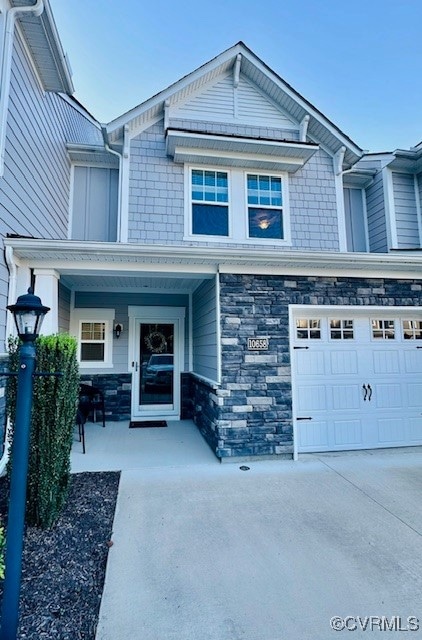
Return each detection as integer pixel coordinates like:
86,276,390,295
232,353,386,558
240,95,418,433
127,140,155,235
101,126,124,242
0,0,44,176
0,246,17,474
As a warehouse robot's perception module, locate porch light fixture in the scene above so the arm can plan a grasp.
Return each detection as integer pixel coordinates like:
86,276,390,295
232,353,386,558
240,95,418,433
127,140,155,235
0,288,49,639
114,323,123,339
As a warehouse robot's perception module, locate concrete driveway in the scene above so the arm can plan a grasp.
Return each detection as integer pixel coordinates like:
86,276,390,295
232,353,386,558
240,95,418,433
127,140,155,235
96,448,422,639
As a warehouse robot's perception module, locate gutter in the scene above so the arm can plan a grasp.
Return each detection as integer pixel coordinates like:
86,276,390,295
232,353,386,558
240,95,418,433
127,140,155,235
5,237,422,272
0,0,44,176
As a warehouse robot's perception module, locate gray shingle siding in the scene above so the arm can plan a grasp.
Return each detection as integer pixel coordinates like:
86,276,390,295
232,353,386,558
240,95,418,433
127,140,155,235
128,121,340,251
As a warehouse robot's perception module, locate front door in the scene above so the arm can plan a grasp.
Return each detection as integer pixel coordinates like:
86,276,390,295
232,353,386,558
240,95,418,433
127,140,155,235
129,307,185,420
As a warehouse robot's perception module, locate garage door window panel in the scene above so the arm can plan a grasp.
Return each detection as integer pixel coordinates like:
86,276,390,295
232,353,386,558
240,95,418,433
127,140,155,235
403,320,422,340
296,319,321,340
371,320,395,340
330,319,354,340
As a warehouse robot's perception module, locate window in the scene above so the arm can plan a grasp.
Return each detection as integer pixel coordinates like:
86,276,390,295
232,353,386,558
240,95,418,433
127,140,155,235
330,319,354,340
371,319,395,340
70,309,115,367
296,319,321,339
191,169,229,236
80,322,106,361
402,320,422,340
247,174,283,239
186,166,290,244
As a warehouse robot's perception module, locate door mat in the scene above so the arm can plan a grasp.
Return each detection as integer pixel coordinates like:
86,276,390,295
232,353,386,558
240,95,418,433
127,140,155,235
129,420,168,428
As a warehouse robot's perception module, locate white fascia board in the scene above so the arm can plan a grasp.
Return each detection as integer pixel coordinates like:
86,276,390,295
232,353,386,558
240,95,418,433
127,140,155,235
240,52,363,160
5,238,422,277
107,44,243,134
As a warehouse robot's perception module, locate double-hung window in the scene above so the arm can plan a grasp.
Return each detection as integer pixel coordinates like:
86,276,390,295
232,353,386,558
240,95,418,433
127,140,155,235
187,166,289,243
70,309,114,368
247,174,283,240
191,169,229,236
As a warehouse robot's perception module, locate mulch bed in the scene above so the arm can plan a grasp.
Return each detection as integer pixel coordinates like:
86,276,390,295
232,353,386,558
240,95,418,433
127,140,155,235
0,471,120,639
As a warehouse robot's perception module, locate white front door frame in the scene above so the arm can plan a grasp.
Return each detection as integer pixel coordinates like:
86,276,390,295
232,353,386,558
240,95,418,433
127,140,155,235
128,306,185,420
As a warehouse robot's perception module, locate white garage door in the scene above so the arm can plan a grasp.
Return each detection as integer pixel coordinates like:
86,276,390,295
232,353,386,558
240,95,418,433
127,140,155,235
292,309,422,453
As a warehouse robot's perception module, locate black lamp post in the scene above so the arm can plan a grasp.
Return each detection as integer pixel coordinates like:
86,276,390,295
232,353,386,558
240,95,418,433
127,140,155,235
0,288,49,640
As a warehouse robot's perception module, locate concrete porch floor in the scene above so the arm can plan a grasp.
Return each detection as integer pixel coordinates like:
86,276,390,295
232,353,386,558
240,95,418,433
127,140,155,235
70,419,219,473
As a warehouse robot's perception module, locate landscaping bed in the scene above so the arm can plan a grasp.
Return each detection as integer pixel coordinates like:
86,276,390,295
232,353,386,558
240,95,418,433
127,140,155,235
0,471,120,639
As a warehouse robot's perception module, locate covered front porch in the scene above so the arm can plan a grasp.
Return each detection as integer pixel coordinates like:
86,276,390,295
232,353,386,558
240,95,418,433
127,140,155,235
71,419,219,473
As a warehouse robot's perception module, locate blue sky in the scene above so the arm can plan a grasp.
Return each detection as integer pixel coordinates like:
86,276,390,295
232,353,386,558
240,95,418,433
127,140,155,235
49,0,421,153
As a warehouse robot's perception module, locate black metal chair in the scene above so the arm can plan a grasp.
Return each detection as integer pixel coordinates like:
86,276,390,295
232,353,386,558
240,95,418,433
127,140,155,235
75,384,106,454
75,407,87,454
78,383,106,429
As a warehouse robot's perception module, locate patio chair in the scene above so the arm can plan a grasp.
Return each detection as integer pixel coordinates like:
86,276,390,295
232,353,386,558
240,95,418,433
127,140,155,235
79,383,106,429
75,407,87,454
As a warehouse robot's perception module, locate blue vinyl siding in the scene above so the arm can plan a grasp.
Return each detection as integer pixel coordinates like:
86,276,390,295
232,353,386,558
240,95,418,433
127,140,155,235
0,30,101,349
72,167,118,241
366,172,388,252
393,172,420,248
344,187,367,252
192,278,218,382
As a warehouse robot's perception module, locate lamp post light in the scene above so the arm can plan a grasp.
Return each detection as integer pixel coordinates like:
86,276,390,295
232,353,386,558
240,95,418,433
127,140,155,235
0,288,49,640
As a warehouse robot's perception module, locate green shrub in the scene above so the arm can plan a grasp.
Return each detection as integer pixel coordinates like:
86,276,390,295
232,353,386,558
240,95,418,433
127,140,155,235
7,334,79,528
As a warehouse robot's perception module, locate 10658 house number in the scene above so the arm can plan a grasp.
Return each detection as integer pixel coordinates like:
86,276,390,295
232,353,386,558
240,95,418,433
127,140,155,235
247,337,269,350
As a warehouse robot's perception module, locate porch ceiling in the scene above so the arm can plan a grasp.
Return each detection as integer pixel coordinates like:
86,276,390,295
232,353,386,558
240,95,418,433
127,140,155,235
60,273,209,292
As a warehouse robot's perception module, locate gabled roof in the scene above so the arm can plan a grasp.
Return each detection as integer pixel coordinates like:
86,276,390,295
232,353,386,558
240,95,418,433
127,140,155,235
11,0,74,94
107,42,362,168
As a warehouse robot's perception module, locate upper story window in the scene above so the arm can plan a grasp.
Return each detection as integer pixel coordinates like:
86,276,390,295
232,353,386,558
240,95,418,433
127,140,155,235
247,174,283,240
191,169,229,236
186,166,290,244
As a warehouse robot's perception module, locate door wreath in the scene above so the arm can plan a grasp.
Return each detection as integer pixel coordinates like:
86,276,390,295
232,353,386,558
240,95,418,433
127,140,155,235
144,330,167,353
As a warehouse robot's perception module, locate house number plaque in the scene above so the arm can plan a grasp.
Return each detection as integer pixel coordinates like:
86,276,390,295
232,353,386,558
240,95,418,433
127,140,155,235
247,337,269,350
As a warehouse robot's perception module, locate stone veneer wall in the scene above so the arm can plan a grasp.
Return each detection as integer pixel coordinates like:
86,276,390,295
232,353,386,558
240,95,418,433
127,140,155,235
217,274,422,459
80,374,132,421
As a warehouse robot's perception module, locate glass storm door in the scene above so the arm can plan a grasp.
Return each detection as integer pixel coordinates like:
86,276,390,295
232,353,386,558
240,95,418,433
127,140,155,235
139,323,174,410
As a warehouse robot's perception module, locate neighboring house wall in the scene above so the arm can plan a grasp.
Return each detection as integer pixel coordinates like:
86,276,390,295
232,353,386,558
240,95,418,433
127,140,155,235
0,29,102,348
192,278,219,382
128,121,340,251
365,171,388,252
392,172,420,248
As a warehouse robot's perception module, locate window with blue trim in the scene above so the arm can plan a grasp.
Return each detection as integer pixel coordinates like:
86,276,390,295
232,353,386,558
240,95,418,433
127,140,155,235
247,174,283,239
191,169,229,236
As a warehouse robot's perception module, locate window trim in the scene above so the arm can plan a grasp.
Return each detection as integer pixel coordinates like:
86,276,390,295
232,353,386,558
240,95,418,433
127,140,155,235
70,308,115,368
184,165,291,245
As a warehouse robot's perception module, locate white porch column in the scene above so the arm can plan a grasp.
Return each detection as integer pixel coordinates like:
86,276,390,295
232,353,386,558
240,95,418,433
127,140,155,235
33,269,60,335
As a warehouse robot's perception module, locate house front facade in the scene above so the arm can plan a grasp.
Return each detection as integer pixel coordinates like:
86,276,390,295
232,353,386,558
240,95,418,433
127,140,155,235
1,5,422,463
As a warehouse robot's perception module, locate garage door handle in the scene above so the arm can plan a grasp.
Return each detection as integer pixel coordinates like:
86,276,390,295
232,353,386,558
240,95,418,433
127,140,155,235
297,417,313,421
362,384,368,401
367,384,372,401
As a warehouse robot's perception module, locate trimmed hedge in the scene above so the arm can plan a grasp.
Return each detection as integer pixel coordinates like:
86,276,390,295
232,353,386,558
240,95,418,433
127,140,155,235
7,335,79,529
